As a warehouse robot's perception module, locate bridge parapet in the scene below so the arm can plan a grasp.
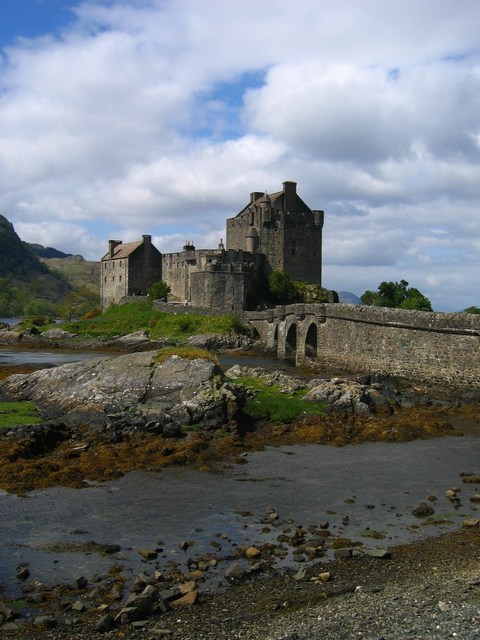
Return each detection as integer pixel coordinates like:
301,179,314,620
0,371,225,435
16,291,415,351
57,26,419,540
245,303,480,388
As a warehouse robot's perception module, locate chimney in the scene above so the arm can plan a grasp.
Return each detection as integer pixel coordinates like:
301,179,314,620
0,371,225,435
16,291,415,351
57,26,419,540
142,234,152,244
109,240,122,257
250,191,264,204
283,181,297,212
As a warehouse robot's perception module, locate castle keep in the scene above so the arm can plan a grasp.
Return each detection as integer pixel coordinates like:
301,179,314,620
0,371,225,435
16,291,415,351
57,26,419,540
101,181,324,311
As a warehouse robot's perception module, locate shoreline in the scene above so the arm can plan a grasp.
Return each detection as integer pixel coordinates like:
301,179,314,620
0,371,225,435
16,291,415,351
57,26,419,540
2,527,479,638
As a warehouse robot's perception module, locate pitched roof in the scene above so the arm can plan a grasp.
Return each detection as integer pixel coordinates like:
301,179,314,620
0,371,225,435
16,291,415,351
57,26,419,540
101,240,143,261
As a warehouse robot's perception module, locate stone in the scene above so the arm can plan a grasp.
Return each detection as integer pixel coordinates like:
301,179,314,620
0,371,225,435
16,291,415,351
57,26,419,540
75,576,88,589
462,518,480,528
364,548,392,559
224,563,246,580
412,502,435,517
96,613,115,633
34,616,58,628
170,590,198,607
71,600,86,612
469,494,480,503
293,566,317,581
245,546,261,558
16,567,30,581
178,581,197,595
138,548,158,560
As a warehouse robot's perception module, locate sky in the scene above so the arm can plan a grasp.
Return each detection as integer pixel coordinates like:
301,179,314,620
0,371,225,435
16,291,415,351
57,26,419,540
0,0,479,311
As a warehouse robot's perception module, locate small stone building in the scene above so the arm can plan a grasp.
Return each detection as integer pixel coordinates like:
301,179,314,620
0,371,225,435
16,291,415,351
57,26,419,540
100,235,162,309
101,181,324,311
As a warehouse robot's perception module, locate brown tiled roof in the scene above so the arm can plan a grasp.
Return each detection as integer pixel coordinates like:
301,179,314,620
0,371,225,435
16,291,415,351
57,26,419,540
101,240,142,261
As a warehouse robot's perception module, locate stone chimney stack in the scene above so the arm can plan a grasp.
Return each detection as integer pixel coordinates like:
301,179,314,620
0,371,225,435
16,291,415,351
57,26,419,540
142,234,152,243
250,191,264,203
109,240,122,257
283,181,297,212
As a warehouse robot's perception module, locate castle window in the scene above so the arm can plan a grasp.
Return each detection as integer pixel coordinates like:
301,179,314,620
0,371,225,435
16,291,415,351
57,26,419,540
119,275,122,282
112,275,115,282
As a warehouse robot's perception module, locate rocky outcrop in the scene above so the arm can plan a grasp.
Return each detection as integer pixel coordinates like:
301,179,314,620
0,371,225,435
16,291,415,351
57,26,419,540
0,352,244,434
187,333,252,351
225,365,395,418
304,378,394,417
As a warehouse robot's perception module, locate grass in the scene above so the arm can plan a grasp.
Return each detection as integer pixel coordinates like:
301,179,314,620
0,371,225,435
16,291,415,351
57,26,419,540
234,376,326,422
0,401,42,429
60,300,248,341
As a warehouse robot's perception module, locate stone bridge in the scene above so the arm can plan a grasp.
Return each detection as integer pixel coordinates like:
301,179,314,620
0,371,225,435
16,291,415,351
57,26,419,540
244,303,480,389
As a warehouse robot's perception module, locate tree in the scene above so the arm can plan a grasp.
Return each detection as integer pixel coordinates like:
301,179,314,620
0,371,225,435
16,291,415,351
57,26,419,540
148,281,171,300
361,280,432,311
464,306,480,314
267,272,298,305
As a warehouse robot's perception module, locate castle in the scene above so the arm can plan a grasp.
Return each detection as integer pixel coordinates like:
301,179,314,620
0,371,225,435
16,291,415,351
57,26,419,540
100,181,324,311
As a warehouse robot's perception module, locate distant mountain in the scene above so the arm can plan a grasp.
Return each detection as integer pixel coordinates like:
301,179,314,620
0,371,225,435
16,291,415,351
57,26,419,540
28,243,73,259
338,291,361,305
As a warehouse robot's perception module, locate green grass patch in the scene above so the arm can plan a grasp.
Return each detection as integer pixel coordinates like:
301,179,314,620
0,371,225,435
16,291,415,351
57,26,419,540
0,401,42,428
60,301,247,341
234,376,326,422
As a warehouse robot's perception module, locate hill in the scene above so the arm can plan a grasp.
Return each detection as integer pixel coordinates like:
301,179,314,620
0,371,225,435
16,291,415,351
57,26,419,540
42,255,100,293
0,215,73,316
338,291,361,305
28,243,72,259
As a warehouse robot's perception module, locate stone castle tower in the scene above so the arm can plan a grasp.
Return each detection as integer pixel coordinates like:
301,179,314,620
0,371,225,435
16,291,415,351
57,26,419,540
226,181,324,284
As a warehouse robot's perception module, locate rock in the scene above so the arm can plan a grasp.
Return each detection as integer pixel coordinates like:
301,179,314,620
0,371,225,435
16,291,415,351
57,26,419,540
245,546,261,558
187,333,252,351
318,572,331,582
34,616,57,628
293,566,317,581
2,622,20,632
16,567,30,581
96,613,115,633
334,548,354,559
115,606,140,625
178,581,197,594
224,563,246,580
469,494,480,503
42,328,77,340
170,590,198,607
75,576,88,589
364,548,392,559
138,548,158,560
462,518,480,528
0,352,244,433
412,502,435,517
71,600,86,612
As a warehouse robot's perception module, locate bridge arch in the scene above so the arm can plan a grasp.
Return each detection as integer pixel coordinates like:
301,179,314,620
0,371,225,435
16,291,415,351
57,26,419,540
285,323,297,360
304,322,318,359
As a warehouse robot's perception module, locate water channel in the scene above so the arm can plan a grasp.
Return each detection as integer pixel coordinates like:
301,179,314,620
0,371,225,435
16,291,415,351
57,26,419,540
0,347,479,596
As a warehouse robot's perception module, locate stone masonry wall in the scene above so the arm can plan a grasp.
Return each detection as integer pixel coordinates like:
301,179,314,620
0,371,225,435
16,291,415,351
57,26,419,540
245,304,480,389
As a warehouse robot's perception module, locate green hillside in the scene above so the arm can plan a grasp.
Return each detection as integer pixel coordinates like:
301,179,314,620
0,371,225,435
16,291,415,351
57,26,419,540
42,255,100,293
0,215,73,316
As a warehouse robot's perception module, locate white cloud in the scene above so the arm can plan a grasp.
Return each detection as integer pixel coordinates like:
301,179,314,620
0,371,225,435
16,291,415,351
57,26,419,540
0,0,479,310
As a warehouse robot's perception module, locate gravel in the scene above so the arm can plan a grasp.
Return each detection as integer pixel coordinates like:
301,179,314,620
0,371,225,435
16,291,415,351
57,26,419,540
3,528,479,639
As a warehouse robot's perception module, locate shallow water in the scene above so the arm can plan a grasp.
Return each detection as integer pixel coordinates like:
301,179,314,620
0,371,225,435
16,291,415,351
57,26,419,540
1,435,479,595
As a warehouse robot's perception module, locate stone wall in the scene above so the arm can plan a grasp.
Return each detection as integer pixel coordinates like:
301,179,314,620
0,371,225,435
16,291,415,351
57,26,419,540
245,304,480,389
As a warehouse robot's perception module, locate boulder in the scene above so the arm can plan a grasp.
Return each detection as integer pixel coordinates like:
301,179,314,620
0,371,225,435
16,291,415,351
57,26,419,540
0,352,244,433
